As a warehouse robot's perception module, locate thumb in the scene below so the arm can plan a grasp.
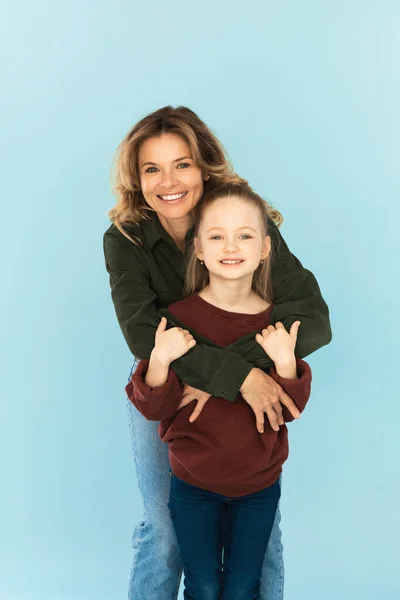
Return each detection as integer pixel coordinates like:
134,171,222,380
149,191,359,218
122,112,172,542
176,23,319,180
289,321,301,340
157,316,167,333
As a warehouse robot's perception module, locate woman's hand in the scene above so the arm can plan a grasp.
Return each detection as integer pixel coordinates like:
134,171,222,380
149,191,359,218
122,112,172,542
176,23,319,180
240,369,300,433
177,384,212,422
151,317,196,366
255,321,300,370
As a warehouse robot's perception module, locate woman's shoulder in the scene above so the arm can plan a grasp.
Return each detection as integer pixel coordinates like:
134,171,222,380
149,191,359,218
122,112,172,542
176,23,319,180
103,221,147,253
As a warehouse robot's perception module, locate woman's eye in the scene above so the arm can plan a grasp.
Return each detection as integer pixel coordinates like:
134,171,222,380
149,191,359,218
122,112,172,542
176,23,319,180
240,234,252,240
177,162,190,169
210,235,222,240
145,167,158,173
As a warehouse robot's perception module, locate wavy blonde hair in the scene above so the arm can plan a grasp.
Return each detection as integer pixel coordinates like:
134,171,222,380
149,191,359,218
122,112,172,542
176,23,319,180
109,105,282,244
184,179,275,303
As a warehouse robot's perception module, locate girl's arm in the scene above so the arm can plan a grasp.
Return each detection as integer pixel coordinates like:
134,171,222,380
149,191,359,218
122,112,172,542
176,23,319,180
126,317,195,421
126,359,183,421
268,358,312,422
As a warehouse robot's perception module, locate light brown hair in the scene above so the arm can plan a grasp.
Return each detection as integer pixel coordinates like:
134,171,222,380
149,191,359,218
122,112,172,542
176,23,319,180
184,180,276,303
109,105,282,244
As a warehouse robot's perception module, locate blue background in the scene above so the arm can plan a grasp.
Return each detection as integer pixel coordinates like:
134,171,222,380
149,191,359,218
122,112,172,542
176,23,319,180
1,1,399,599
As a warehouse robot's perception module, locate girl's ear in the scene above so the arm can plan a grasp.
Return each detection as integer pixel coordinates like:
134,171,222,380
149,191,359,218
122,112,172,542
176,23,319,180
194,236,204,261
261,236,271,259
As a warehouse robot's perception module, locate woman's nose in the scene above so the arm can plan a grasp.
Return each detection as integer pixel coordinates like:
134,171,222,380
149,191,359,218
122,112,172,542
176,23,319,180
160,169,178,188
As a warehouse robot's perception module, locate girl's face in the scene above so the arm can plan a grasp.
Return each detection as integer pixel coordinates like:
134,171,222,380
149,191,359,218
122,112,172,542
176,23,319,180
195,196,271,284
138,133,205,223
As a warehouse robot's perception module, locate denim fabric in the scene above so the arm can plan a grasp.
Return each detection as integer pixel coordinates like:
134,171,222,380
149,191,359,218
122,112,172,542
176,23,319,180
168,472,281,600
127,361,285,600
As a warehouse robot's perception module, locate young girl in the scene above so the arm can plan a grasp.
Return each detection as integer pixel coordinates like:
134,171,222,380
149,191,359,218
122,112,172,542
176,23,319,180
126,182,312,600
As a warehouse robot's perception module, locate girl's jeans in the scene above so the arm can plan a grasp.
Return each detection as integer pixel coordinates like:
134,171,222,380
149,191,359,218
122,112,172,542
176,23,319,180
127,362,285,600
168,471,281,600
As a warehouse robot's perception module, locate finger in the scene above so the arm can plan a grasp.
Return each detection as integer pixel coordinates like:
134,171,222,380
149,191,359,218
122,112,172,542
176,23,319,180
267,325,275,333
278,389,300,419
189,399,207,422
252,408,265,434
264,405,280,432
177,395,194,409
290,321,301,339
270,399,284,425
275,322,285,329
187,339,197,349
255,333,263,345
157,317,167,332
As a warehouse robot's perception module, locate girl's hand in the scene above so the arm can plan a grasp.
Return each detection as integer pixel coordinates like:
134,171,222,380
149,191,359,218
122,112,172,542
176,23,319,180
255,321,301,369
178,384,212,422
151,317,196,366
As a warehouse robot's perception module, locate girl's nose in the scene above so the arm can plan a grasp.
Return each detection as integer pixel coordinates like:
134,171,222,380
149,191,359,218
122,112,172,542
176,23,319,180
224,241,239,252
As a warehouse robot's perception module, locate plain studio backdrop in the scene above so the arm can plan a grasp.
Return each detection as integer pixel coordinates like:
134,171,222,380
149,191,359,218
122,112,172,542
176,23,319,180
1,1,398,599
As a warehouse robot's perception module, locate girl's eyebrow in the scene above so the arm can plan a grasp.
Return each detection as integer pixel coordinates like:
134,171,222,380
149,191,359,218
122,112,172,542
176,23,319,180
206,226,257,233
141,156,192,168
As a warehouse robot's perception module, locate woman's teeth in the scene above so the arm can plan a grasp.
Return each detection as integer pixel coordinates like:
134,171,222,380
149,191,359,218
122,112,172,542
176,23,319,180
158,192,188,201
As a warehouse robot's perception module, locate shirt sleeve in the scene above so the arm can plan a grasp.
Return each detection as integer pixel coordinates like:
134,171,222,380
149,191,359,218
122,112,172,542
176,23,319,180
126,359,184,421
104,229,253,401
268,358,312,422
268,217,332,357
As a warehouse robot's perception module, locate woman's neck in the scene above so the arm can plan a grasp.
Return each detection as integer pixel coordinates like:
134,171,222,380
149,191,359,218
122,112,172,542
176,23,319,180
158,213,193,251
198,278,269,314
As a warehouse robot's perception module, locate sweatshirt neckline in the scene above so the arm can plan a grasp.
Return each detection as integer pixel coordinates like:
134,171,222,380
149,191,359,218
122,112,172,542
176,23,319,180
192,294,273,325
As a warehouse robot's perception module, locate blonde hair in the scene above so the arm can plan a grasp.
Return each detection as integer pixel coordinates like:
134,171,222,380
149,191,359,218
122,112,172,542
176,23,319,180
184,180,276,303
109,106,282,244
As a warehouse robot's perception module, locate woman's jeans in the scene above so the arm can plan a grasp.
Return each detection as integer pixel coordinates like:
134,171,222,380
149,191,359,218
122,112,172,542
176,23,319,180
168,472,281,600
127,367,285,600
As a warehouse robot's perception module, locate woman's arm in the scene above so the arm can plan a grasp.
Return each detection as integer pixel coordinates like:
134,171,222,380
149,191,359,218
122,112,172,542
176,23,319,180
104,229,254,401
267,216,332,356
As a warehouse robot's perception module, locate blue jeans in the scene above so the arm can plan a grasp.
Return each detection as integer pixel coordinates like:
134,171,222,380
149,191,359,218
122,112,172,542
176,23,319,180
168,472,281,600
127,364,285,600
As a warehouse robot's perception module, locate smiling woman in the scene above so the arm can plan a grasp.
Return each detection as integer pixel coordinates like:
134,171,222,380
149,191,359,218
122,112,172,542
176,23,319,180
103,105,331,600
138,134,205,249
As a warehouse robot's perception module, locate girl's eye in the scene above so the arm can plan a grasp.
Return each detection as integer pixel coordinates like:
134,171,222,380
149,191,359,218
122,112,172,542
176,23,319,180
240,234,252,240
145,167,158,173
177,162,190,169
210,235,222,240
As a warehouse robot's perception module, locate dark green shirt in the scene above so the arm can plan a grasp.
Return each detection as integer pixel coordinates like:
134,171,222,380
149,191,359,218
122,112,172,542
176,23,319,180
103,212,331,401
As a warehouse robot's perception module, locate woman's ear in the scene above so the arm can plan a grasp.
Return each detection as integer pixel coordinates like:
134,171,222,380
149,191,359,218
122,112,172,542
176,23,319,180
261,236,271,259
194,237,204,261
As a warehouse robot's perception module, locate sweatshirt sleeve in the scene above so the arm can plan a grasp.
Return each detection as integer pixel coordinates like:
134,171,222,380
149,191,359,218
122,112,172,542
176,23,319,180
269,358,312,422
126,359,184,421
104,228,253,402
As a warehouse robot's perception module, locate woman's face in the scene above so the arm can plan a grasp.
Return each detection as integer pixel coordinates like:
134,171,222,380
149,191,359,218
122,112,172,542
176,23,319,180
138,133,205,222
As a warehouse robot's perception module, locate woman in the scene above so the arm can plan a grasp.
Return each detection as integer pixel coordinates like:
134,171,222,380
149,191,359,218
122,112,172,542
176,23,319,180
103,105,331,600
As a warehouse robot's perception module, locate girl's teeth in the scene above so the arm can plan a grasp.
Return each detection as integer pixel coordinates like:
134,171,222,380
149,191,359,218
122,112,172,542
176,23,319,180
221,260,242,264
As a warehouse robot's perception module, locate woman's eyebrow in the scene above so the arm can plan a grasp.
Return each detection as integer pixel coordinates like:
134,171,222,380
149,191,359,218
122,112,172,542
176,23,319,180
141,156,192,168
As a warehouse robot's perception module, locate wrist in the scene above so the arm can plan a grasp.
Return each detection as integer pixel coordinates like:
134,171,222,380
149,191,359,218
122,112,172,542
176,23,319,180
240,367,258,393
274,358,297,380
150,349,171,369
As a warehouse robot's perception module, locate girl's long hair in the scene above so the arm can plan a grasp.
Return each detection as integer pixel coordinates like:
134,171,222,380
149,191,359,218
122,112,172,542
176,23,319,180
184,180,275,303
109,105,282,244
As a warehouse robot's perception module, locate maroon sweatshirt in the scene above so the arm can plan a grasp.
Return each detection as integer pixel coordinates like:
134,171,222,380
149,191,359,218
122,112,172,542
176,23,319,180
126,294,312,497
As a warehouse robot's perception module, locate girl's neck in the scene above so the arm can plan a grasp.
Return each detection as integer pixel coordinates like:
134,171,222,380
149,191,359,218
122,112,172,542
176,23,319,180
198,279,269,314
158,213,194,252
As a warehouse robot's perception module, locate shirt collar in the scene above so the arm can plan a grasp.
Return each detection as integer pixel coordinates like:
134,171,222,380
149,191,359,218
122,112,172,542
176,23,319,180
142,212,195,254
